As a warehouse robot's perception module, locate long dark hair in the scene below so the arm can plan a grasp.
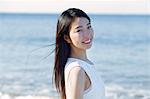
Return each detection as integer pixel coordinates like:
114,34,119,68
52,8,90,99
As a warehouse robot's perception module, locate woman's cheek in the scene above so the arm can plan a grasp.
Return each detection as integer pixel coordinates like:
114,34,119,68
70,34,79,45
90,30,94,38
75,34,83,47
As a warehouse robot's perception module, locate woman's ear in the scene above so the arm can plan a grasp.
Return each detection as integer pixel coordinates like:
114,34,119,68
64,35,71,43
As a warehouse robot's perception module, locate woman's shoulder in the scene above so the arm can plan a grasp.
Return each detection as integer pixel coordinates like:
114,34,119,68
64,62,86,98
65,58,81,71
65,58,92,72
64,58,86,84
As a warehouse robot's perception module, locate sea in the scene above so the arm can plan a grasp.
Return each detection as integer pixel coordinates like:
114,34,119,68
0,13,150,99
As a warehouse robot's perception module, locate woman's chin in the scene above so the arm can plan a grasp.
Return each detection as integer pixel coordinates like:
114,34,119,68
82,43,92,49
86,45,92,49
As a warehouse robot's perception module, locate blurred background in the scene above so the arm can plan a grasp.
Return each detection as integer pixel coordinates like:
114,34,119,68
0,0,150,99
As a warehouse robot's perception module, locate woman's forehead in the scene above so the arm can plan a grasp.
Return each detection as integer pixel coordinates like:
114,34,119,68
71,17,90,28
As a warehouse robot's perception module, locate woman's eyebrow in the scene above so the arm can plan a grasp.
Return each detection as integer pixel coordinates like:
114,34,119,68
87,22,91,26
75,22,91,29
75,26,82,29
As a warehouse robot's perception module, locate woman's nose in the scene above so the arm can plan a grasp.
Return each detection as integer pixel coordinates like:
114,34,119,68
83,34,90,41
84,29,91,38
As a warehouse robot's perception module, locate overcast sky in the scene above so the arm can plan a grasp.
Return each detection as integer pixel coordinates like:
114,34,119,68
0,0,150,14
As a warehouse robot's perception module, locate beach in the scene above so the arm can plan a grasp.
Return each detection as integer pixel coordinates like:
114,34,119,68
0,13,150,99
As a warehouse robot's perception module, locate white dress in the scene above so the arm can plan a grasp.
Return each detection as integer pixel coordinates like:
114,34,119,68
65,58,106,99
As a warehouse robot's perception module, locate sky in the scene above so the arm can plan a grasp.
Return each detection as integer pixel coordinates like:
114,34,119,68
0,0,150,15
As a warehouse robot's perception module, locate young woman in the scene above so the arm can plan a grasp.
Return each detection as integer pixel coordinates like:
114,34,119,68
53,8,105,99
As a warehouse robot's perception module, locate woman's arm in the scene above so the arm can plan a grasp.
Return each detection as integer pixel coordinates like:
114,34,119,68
67,66,86,99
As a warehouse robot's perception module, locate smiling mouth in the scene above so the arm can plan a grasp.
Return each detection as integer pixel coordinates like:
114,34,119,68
82,39,92,44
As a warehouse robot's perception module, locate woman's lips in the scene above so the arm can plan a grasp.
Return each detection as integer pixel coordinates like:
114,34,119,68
82,39,92,44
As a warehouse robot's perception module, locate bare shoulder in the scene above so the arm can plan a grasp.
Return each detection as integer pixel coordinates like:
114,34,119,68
68,66,86,82
69,66,85,76
67,66,86,98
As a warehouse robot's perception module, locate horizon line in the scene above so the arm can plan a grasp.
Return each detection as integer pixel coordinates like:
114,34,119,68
1,12,150,16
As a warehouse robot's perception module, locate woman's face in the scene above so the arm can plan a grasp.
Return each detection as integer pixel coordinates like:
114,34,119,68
68,17,94,50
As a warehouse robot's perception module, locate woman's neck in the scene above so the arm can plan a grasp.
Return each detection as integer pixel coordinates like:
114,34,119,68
70,47,88,61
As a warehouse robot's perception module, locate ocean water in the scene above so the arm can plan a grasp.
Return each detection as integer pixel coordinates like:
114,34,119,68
0,13,150,99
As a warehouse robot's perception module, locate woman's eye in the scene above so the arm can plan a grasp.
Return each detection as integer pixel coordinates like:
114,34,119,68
76,30,82,32
87,26,91,29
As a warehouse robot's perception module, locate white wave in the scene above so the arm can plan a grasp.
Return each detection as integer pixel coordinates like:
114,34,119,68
105,84,150,99
0,93,57,99
1,84,150,99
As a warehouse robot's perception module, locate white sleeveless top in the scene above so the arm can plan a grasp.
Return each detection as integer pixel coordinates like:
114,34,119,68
64,58,106,99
